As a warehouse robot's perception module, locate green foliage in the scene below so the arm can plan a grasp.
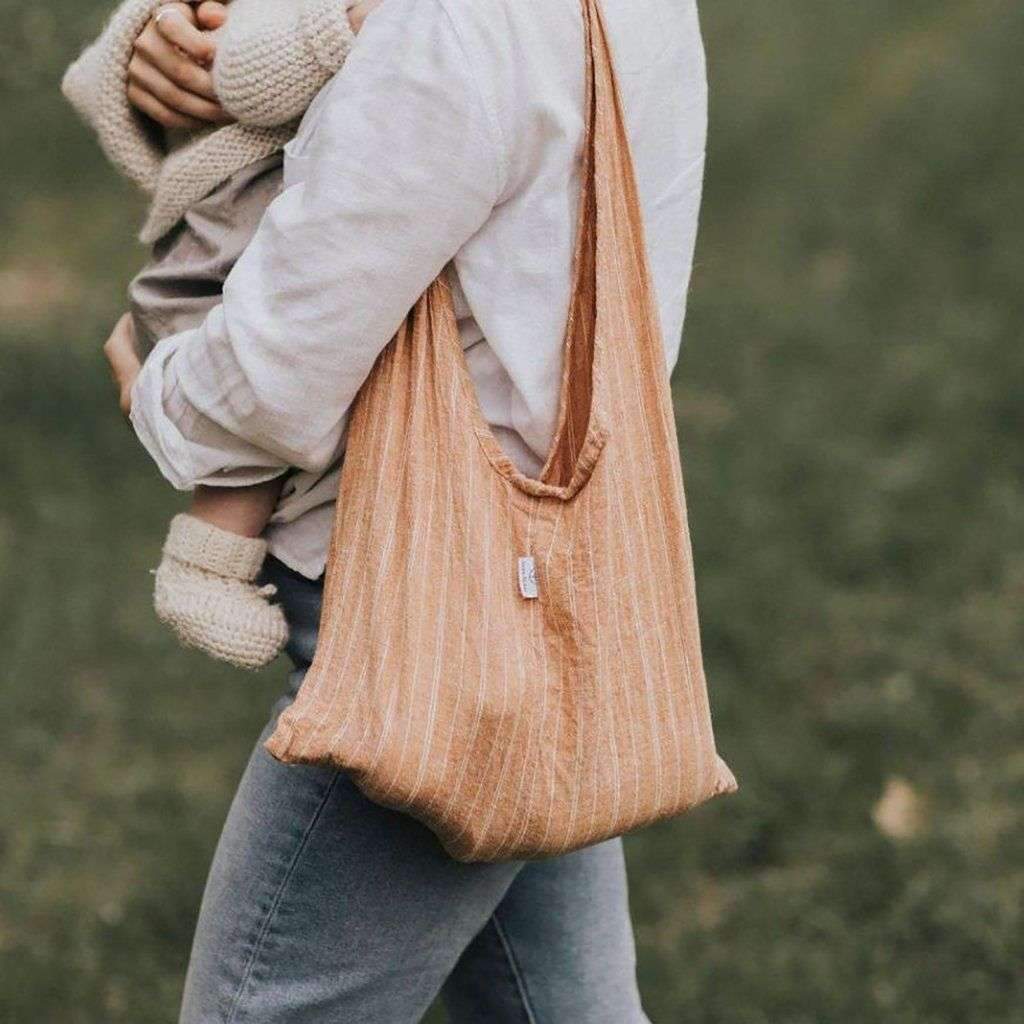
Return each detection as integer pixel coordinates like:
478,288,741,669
1,1,1021,1020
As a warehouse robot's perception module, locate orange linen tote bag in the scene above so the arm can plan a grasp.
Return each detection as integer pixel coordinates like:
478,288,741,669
265,0,737,862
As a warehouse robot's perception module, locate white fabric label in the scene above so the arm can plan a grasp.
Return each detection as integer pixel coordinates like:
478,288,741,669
518,556,539,599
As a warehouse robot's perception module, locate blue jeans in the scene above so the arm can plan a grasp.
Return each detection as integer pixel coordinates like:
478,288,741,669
178,556,650,1023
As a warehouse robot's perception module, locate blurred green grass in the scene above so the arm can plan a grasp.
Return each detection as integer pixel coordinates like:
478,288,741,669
2,0,1023,1020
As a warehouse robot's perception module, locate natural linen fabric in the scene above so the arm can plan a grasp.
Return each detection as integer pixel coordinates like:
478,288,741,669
265,0,737,862
128,0,711,583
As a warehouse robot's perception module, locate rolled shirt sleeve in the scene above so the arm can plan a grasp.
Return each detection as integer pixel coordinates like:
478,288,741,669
130,0,504,488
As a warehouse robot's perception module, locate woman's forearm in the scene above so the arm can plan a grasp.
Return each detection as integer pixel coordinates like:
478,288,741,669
128,0,501,486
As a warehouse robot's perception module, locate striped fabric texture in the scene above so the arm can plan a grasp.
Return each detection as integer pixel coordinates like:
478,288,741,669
264,0,737,863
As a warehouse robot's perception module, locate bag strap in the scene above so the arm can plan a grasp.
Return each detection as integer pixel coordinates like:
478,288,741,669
539,0,658,489
531,0,597,490
425,0,659,494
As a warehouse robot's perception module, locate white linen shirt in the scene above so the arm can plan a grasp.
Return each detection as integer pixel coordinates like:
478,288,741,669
130,0,708,579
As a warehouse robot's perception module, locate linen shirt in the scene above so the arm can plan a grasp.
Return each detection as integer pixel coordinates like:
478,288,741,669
130,0,709,579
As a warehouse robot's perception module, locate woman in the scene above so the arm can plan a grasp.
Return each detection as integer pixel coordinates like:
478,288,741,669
109,0,710,1019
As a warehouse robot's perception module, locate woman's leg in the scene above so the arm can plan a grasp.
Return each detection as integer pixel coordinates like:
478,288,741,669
177,559,522,1022
178,666,524,1024
440,839,650,1024
178,558,648,1022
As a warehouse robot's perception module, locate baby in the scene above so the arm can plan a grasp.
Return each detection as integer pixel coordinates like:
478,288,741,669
63,0,372,669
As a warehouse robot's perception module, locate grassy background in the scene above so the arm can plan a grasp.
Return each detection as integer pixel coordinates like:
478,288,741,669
2,0,1022,1020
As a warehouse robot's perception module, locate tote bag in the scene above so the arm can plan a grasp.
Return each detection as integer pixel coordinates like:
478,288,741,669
265,0,737,862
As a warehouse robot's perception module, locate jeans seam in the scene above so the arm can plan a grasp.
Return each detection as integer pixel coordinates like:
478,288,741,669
224,769,342,1024
491,911,539,1024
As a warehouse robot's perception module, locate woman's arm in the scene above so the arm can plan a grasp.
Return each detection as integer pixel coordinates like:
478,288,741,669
126,0,506,485
107,156,291,491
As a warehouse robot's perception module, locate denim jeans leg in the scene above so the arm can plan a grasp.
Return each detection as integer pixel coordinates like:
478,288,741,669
178,557,648,1022
441,838,650,1024
179,671,530,1022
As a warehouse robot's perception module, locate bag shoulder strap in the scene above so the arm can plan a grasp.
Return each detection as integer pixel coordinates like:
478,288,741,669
539,0,662,488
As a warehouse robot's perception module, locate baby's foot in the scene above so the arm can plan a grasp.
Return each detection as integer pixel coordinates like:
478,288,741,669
153,513,288,670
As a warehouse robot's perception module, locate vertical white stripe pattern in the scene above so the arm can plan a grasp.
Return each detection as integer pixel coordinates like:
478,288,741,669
263,0,736,862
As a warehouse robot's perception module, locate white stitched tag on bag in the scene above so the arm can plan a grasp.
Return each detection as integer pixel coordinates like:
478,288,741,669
518,556,539,599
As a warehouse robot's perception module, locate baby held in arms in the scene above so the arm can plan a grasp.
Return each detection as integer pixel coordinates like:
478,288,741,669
63,0,379,668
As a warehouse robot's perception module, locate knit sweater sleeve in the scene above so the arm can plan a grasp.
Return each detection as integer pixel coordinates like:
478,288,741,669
61,0,169,192
212,0,358,128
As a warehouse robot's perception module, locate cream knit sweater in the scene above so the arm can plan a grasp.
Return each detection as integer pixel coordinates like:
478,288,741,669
62,0,356,243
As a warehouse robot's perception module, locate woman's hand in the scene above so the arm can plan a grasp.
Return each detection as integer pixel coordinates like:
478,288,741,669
127,2,232,130
348,0,385,34
103,314,143,419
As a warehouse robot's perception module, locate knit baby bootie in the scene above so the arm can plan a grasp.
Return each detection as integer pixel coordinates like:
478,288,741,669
153,513,289,670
